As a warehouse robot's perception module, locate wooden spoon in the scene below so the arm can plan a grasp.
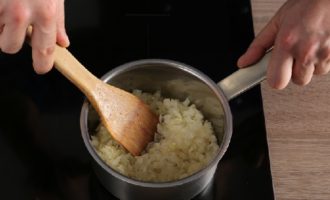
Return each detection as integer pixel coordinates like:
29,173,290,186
27,28,158,156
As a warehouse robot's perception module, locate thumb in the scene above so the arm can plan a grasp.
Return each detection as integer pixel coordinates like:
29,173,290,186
237,17,278,68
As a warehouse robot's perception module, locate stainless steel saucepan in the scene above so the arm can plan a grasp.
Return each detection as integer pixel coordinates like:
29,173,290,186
80,52,271,200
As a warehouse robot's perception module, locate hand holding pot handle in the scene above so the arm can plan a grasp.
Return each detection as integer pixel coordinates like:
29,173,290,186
218,50,271,101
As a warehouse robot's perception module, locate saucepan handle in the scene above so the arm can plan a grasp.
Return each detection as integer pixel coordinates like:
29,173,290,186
217,51,272,101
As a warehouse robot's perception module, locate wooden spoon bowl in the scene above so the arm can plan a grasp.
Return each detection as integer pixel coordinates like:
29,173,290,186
53,46,158,156
54,46,158,156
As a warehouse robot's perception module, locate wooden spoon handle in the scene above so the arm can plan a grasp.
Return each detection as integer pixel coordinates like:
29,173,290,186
53,46,100,96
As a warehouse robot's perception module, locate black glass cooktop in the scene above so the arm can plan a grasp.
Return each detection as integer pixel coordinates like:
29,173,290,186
0,0,274,199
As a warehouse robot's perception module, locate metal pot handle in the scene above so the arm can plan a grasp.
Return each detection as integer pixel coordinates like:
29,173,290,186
217,51,272,100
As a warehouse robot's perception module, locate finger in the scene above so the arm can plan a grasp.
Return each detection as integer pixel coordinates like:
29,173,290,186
291,38,318,85
237,17,278,68
31,22,56,74
56,0,69,47
292,61,315,86
267,46,293,89
0,9,30,53
314,60,330,75
314,45,330,74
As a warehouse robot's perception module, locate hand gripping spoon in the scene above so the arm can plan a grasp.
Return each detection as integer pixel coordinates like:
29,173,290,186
27,28,158,156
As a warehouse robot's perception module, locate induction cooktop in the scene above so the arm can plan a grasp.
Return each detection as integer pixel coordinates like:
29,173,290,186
0,0,273,199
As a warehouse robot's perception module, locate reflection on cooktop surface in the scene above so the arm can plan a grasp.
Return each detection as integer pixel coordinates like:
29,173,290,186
0,0,273,199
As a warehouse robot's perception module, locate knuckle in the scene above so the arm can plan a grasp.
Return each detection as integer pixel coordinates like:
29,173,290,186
300,57,314,69
278,32,296,51
13,12,28,25
10,3,30,24
37,46,55,57
37,1,57,25
298,46,318,68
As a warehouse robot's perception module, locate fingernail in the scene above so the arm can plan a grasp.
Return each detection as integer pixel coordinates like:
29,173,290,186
64,34,70,47
58,31,70,47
